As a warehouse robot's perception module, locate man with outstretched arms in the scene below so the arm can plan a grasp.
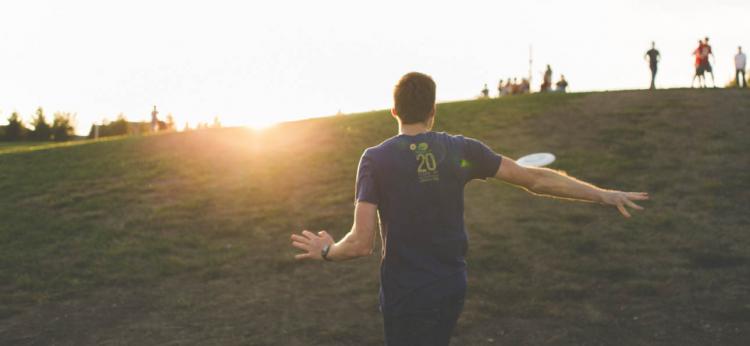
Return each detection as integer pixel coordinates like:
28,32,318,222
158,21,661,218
291,72,649,346
701,37,716,87
645,41,660,89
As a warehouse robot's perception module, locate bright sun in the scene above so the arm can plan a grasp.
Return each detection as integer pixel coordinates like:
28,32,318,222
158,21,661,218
246,118,278,131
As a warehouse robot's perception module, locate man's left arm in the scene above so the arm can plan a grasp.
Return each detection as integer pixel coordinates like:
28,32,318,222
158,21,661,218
290,201,378,261
495,157,649,218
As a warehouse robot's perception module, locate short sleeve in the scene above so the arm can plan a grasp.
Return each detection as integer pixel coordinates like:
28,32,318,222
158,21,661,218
355,150,379,205
463,137,503,181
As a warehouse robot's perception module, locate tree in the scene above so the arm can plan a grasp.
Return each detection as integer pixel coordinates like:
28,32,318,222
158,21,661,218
107,114,129,136
52,112,76,141
4,112,27,141
90,114,129,138
30,107,52,141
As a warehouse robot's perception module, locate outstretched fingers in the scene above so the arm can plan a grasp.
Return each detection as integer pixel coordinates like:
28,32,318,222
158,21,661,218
290,234,310,244
623,198,644,211
627,192,650,200
291,232,315,260
301,230,318,240
616,202,631,218
291,241,310,252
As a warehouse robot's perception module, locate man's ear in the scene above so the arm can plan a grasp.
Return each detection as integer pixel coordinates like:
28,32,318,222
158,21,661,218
391,108,403,124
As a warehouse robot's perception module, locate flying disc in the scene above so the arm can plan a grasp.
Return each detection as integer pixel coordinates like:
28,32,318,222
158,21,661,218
516,152,556,167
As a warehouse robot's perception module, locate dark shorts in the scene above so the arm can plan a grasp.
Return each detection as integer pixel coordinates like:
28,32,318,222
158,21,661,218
700,61,713,73
382,272,467,346
383,292,465,346
696,65,705,76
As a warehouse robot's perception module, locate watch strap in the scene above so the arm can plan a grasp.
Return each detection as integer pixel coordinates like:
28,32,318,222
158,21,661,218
321,244,332,261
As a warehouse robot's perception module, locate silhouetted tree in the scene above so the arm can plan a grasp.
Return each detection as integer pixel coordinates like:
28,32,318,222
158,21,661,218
30,107,52,141
52,112,76,141
88,114,129,138
107,114,129,136
4,112,27,141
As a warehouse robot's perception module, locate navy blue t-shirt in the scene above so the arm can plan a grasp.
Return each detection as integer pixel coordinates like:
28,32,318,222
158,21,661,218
355,131,502,312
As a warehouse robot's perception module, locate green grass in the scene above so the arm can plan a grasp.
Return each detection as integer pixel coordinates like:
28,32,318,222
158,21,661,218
1,89,749,345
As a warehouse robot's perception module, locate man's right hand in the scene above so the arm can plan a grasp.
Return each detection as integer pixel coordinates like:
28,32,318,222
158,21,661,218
291,230,335,260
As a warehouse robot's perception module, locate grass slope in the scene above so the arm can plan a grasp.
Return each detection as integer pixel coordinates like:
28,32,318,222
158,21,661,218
1,89,749,345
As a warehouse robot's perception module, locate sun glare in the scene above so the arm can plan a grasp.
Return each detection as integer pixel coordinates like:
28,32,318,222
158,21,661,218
246,118,278,131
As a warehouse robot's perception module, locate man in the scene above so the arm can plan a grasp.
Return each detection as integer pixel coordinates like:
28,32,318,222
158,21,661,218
701,37,716,87
151,105,159,132
541,64,552,92
556,74,569,93
290,72,649,346
736,46,747,88
645,41,660,89
692,39,706,88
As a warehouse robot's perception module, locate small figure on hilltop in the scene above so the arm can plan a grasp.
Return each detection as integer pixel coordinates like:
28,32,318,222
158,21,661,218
735,46,746,88
519,78,530,94
497,79,504,97
645,41,661,90
481,83,489,98
151,106,160,132
556,75,569,93
702,37,716,87
503,78,513,95
540,65,553,92
692,39,707,88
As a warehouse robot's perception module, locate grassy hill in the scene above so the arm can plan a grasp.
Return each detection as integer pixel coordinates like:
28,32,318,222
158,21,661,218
1,89,749,345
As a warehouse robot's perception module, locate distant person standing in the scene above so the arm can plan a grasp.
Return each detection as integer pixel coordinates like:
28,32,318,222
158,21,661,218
481,83,489,98
645,41,661,89
541,65,552,92
735,46,747,88
692,40,706,88
503,79,513,96
497,79,504,97
151,106,159,132
701,37,716,87
556,75,568,93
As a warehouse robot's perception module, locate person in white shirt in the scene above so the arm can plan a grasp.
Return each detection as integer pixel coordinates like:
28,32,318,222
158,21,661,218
735,46,747,88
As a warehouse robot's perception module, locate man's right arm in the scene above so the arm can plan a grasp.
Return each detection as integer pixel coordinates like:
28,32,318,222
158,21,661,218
493,157,649,218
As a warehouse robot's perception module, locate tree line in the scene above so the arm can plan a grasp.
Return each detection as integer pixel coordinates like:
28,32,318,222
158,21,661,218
87,113,177,139
1,107,75,142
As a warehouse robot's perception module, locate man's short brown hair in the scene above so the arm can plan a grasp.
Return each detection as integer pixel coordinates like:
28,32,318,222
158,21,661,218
393,72,436,124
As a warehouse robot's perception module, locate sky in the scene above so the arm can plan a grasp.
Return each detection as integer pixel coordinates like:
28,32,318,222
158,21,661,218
1,0,748,135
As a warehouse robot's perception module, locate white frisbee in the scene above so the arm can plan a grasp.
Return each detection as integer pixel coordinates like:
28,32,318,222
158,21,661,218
516,152,556,167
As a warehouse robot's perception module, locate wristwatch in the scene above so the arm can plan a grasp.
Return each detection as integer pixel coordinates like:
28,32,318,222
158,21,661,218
321,244,332,261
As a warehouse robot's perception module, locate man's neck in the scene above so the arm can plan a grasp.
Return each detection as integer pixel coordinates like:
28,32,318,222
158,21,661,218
399,122,430,136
